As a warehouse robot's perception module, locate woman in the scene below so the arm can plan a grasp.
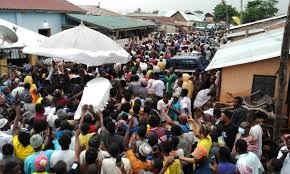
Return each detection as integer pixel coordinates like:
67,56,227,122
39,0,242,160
232,121,259,157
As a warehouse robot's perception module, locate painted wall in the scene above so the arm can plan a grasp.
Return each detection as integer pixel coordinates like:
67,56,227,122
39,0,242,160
0,11,64,34
219,57,284,102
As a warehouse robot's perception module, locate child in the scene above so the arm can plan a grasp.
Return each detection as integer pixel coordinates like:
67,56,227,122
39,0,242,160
33,154,49,174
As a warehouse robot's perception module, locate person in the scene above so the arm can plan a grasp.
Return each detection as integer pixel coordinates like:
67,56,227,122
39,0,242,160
157,92,171,113
50,135,75,171
33,154,49,174
24,134,55,174
182,74,194,99
277,136,290,174
232,121,259,157
219,110,238,151
0,118,12,154
210,146,236,174
0,144,23,173
146,114,167,144
235,139,264,174
179,89,192,116
151,73,165,100
195,124,212,153
169,136,184,158
166,67,177,96
3,160,22,174
161,140,182,174
169,93,181,121
19,83,32,103
231,97,248,126
247,111,263,159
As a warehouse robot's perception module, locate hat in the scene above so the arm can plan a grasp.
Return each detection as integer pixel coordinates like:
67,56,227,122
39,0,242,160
34,154,48,172
191,145,208,160
56,109,69,120
172,93,180,98
148,88,155,95
30,134,43,149
0,118,8,129
138,143,152,157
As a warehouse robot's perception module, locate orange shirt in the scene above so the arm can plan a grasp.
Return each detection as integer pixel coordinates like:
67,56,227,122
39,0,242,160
125,149,151,174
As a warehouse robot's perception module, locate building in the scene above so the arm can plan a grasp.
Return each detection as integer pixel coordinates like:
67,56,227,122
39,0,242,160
206,28,290,123
205,13,214,23
79,5,121,16
0,0,84,36
226,28,265,42
230,15,286,33
65,14,157,40
128,15,178,34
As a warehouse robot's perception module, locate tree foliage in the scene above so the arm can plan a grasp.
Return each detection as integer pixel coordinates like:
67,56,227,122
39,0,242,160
243,0,278,23
213,3,239,23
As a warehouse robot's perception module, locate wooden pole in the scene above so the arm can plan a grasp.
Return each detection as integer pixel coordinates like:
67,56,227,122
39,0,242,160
222,0,230,32
273,2,290,141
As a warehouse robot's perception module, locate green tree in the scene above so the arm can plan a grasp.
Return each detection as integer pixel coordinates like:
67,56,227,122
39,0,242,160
213,3,239,23
243,0,278,23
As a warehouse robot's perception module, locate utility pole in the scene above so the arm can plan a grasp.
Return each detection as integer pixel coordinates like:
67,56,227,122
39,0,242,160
240,0,243,24
273,1,290,141
222,0,230,32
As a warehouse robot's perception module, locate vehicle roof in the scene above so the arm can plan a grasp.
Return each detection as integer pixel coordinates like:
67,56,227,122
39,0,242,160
170,54,201,60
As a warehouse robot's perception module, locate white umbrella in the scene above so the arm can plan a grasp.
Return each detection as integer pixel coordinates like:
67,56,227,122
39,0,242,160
23,24,130,66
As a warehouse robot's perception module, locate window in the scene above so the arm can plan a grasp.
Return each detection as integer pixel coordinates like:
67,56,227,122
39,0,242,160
38,29,51,37
252,75,276,97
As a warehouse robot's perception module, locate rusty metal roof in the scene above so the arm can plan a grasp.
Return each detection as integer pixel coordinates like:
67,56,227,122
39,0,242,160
0,0,84,13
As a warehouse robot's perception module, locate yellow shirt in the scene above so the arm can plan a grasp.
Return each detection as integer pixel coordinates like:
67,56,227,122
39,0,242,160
79,133,95,150
163,157,182,174
13,135,34,160
197,135,212,154
157,61,165,71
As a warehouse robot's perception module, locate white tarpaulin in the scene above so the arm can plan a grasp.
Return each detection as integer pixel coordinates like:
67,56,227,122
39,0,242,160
206,28,285,71
0,18,47,48
23,24,130,66
74,78,112,119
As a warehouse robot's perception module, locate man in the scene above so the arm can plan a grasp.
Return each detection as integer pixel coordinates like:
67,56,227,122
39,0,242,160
235,139,264,174
277,136,290,174
232,96,248,126
180,89,192,116
19,83,32,103
151,73,165,100
219,110,238,150
247,111,263,159
0,118,12,154
146,114,167,144
24,134,58,174
167,67,177,96
157,92,171,113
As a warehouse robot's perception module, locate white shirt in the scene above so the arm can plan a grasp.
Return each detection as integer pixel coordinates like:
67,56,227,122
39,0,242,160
50,149,75,170
153,65,160,73
0,131,12,152
45,107,57,128
180,97,192,115
147,79,155,89
236,152,264,174
250,124,263,158
152,80,165,97
278,146,290,174
157,99,172,111
140,62,148,71
100,157,132,174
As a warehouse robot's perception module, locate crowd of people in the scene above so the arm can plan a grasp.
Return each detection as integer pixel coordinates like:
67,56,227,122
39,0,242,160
0,30,288,174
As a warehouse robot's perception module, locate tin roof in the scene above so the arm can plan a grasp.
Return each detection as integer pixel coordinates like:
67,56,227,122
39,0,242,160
0,0,84,13
79,5,121,16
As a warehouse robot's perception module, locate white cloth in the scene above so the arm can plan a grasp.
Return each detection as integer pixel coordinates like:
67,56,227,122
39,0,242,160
153,65,160,73
194,89,211,108
100,157,132,174
140,62,148,71
147,79,155,89
69,136,75,151
152,80,165,97
45,107,57,128
249,124,263,158
50,150,75,170
180,97,192,116
278,146,290,174
11,87,25,97
0,131,12,152
236,152,264,174
80,149,110,164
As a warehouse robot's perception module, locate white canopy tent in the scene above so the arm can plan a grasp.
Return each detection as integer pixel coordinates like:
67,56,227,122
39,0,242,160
23,24,130,66
0,18,47,48
206,28,285,71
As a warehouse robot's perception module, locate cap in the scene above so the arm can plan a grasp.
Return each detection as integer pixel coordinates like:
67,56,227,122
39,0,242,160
30,134,43,149
34,154,48,172
138,143,152,157
56,109,69,120
172,93,180,98
0,118,8,129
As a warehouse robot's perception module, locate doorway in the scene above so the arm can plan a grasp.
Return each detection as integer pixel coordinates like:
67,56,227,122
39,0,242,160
38,28,51,37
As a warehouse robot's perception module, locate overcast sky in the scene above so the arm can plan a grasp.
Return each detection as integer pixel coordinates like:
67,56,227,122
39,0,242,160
67,0,288,15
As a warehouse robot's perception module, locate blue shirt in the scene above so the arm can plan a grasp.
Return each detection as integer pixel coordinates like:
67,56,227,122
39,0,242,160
24,150,53,174
169,102,181,121
218,162,236,174
178,123,190,133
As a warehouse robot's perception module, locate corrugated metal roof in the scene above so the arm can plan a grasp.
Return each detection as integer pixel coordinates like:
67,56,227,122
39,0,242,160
227,28,265,38
128,16,176,25
206,28,285,71
230,15,286,30
0,0,84,13
79,5,121,16
67,14,156,30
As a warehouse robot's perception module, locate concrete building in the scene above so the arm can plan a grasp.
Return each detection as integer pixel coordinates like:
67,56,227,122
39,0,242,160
0,0,84,36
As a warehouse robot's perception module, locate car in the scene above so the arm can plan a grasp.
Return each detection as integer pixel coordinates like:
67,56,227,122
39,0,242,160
165,53,204,74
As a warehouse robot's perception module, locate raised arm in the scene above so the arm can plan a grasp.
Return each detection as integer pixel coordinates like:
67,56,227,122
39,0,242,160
74,129,81,162
79,104,88,129
124,117,134,149
13,105,21,135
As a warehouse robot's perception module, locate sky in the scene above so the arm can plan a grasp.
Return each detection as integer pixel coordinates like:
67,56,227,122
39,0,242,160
67,0,289,15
